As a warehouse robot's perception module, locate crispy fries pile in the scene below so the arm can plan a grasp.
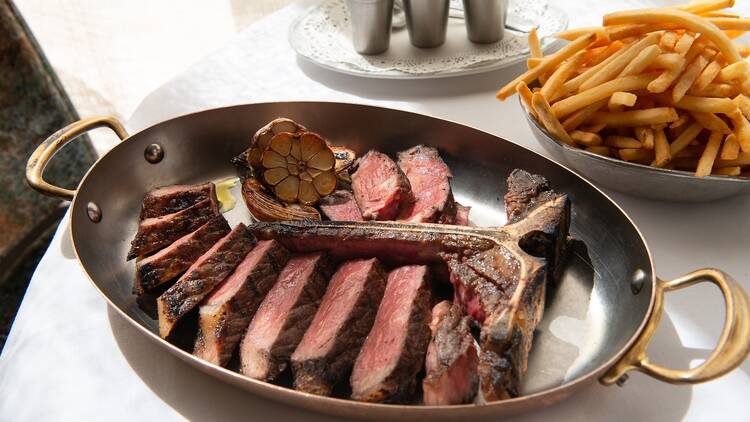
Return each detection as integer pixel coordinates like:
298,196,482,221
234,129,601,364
497,0,750,177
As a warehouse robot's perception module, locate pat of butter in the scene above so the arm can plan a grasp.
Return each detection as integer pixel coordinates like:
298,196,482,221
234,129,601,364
215,177,239,213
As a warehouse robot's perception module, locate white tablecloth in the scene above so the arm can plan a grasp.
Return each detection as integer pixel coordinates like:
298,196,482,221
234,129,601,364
2,2,749,421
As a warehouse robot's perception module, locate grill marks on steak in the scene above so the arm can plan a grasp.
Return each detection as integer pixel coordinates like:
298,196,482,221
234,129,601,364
139,182,215,220
134,216,231,295
351,150,412,220
240,253,331,381
423,301,479,405
396,145,455,223
157,224,255,338
291,258,387,396
350,265,431,403
128,197,219,260
193,240,290,366
319,190,363,221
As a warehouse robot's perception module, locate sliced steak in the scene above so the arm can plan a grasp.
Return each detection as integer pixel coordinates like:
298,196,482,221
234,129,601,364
319,190,363,221
240,253,331,381
351,150,411,220
454,203,471,226
291,258,387,396
127,197,219,260
157,224,255,338
423,301,479,405
396,145,456,223
139,182,215,220
350,265,431,403
193,240,290,366
134,215,230,295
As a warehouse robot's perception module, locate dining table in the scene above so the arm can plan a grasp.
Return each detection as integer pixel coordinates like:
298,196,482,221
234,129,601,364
1,1,748,421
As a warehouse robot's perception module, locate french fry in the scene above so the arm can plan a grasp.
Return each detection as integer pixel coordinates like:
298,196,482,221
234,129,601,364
738,44,750,57
564,44,631,92
553,27,608,42
714,166,741,175
694,60,722,90
528,28,543,59
553,72,660,118
673,54,711,102
588,107,679,127
607,24,663,41
516,82,538,120
603,8,742,63
585,146,612,156
532,92,576,146
609,91,638,110
720,132,740,159
635,126,655,149
587,41,625,67
688,82,741,97
581,123,607,133
496,33,597,99
672,95,738,114
669,121,704,155
690,111,733,133
727,109,750,152
579,33,660,91
670,112,690,128
653,126,671,166
652,53,686,70
570,130,603,146
674,33,695,54
648,39,706,93
541,53,585,102
660,31,679,50
734,94,750,118
527,58,542,69
619,45,662,77
708,18,750,31
695,130,724,176
619,148,654,161
605,135,642,148
717,61,750,82
716,151,750,167
561,99,607,131
679,0,736,15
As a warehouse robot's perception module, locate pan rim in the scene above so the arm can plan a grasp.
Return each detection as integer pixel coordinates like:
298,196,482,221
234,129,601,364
69,100,657,414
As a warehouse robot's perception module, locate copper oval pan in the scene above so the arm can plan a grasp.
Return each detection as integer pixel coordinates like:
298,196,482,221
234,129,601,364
26,102,749,420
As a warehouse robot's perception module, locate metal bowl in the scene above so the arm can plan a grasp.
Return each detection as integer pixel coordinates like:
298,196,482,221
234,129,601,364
521,97,750,202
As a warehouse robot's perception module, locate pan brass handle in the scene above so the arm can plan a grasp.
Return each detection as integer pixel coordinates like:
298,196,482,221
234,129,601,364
601,268,750,385
26,116,128,201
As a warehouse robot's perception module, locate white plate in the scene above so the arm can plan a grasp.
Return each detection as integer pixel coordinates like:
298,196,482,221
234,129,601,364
289,0,568,79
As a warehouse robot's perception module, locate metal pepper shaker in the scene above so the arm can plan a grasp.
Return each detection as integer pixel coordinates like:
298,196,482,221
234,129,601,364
402,0,450,48
462,0,508,43
346,0,395,55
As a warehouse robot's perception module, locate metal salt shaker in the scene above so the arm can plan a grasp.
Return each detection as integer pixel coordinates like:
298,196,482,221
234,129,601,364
402,0,450,48
462,0,508,43
346,0,394,55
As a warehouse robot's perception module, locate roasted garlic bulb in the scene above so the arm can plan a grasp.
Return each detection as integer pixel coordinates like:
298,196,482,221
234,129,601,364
247,118,307,170
261,132,337,205
242,178,320,221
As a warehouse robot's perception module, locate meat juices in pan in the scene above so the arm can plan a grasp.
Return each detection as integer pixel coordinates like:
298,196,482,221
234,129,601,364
194,240,290,367
423,301,479,405
351,150,412,220
134,215,231,295
396,145,457,224
291,258,387,396
139,182,215,220
350,265,431,403
156,224,255,339
240,252,331,382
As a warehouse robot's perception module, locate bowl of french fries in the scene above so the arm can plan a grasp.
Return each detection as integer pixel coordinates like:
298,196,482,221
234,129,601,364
497,0,750,202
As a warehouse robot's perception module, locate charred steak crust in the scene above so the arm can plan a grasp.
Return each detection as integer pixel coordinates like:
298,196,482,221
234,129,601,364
239,253,332,381
396,145,456,223
193,240,290,366
291,258,388,396
351,150,412,220
127,197,219,260
423,301,479,405
350,266,432,404
156,224,255,338
139,182,215,220
134,215,231,295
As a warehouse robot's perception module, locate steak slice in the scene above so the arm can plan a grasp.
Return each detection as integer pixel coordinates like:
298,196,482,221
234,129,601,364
291,258,387,396
319,190,363,221
350,265,431,403
351,150,411,220
134,215,230,295
139,182,215,220
127,197,219,260
423,301,479,405
239,252,331,381
193,240,290,366
157,224,255,338
396,145,456,223
454,203,471,226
